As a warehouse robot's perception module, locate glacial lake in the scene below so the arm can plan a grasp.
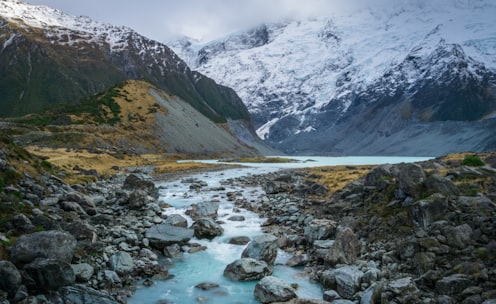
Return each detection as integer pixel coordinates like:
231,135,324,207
129,156,432,304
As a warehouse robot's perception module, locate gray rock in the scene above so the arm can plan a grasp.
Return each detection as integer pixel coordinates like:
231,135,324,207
58,200,87,215
98,270,121,284
0,260,22,297
398,163,426,198
187,201,219,219
23,258,75,290
228,236,250,245
57,284,119,304
265,181,292,194
71,263,94,282
223,258,272,281
323,290,341,302
64,221,97,243
304,219,337,243
128,190,152,210
12,214,35,232
109,252,134,274
163,244,181,258
195,282,219,290
325,227,359,266
241,234,278,265
435,274,474,296
426,175,460,196
9,230,77,266
227,215,246,221
332,266,364,299
409,194,449,228
64,192,97,216
191,218,224,239
253,276,297,303
364,164,395,189
443,224,473,249
145,224,194,250
163,214,188,228
123,174,158,198
286,254,309,267
387,277,419,295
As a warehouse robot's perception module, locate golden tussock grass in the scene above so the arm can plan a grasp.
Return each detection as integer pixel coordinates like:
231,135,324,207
301,165,375,198
25,147,219,184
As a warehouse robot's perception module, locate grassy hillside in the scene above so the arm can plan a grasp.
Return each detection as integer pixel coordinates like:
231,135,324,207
1,80,259,176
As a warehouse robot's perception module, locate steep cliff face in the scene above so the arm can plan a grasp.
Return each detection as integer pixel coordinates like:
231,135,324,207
172,1,496,155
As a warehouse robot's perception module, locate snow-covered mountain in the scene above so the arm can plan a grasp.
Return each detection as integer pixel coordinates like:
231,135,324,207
171,0,496,155
0,0,276,155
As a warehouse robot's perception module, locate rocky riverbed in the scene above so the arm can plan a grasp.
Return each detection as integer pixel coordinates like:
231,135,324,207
231,154,496,303
1,151,495,304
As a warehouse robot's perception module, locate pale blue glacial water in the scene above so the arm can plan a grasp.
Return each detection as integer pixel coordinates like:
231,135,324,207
129,156,431,304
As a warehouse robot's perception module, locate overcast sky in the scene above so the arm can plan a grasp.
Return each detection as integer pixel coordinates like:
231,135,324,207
24,0,377,42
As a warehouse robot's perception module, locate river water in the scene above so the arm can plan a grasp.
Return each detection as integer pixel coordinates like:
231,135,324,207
129,156,431,304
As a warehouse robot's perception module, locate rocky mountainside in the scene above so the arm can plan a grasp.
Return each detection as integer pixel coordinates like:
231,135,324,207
171,0,496,156
0,0,274,155
2,80,274,157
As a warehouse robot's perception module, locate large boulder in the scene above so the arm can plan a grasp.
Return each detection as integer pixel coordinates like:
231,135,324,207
364,164,395,190
0,260,22,298
191,218,224,240
223,258,272,281
425,175,460,196
409,194,449,228
186,201,219,219
23,258,75,291
145,224,194,250
331,266,364,299
9,230,77,266
304,219,337,244
325,227,359,266
241,234,278,265
123,174,158,198
398,163,426,198
254,276,297,303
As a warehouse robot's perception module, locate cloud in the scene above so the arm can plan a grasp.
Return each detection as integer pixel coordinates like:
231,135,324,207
24,0,400,42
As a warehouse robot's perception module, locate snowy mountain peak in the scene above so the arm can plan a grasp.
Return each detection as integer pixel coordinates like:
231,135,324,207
171,1,496,155
0,0,139,51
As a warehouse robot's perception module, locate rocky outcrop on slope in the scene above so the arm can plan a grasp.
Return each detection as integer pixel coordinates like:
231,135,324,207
234,153,496,302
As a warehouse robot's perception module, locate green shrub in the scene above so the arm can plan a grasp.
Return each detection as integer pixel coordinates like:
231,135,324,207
461,155,485,167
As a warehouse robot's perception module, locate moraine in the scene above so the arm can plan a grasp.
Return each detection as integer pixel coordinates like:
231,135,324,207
128,156,430,303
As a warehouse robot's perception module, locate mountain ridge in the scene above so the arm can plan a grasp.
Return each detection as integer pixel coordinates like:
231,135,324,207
0,0,275,156
0,0,249,123
171,1,496,155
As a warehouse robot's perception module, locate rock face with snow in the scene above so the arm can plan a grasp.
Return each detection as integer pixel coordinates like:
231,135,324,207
171,1,496,156
0,0,274,156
